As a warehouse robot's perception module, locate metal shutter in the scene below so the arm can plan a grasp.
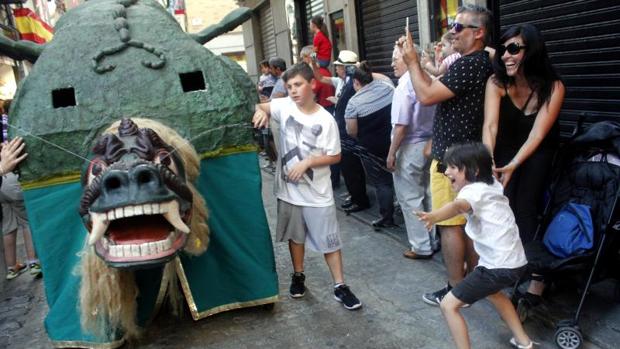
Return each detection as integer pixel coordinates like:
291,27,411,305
259,4,277,60
499,0,620,134
357,0,419,78
305,0,325,22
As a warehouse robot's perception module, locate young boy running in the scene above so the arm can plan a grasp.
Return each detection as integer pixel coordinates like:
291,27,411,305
252,62,362,310
417,143,534,349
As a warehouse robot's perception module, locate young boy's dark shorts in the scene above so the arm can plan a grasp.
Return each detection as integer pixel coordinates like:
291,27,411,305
451,265,527,305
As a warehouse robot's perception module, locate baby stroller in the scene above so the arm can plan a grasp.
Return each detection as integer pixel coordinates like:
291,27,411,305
511,121,620,349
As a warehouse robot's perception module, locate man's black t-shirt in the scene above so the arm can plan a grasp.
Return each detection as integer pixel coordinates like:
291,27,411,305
431,50,493,160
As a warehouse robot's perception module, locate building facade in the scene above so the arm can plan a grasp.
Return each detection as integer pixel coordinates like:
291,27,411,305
239,0,619,129
185,0,247,70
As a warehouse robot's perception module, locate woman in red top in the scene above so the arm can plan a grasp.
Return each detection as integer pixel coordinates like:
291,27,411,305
310,15,332,68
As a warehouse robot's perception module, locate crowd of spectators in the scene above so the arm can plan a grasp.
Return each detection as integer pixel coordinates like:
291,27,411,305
254,5,566,348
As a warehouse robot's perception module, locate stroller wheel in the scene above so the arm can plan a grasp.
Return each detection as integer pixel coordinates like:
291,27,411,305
516,298,529,323
554,326,583,349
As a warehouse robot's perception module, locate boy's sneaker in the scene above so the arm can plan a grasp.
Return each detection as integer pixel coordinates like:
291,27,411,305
422,284,452,306
29,262,42,277
334,284,362,310
289,272,306,298
6,263,27,280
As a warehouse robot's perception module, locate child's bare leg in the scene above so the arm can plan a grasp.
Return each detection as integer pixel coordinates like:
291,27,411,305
324,250,344,284
289,241,305,273
487,291,530,346
440,292,470,349
21,227,38,261
3,231,17,268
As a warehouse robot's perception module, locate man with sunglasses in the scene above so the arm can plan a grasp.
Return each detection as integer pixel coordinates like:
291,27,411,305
402,4,494,306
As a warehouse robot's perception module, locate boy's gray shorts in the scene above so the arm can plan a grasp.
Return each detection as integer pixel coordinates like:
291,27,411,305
0,173,28,235
276,199,342,253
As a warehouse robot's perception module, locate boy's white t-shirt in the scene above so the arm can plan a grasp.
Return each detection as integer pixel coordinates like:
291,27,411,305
457,179,527,269
270,97,341,207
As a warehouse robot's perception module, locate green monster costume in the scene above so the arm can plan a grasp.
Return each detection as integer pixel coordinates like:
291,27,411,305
0,0,278,347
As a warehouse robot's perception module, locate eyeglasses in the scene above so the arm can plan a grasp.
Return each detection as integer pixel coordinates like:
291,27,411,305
499,42,527,56
450,22,479,33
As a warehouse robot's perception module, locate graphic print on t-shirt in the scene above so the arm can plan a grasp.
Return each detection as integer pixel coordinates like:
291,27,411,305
281,115,323,185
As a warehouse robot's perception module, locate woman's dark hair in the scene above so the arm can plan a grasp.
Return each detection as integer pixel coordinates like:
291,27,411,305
310,15,329,38
259,60,269,68
443,143,494,185
352,61,373,86
493,24,561,110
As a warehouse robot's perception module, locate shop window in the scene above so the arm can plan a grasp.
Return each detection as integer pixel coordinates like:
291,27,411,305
329,10,346,59
179,71,206,92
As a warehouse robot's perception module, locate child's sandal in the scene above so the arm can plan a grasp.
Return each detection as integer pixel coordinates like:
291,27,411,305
510,337,537,349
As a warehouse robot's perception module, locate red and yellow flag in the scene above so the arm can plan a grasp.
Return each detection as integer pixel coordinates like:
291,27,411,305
13,8,54,44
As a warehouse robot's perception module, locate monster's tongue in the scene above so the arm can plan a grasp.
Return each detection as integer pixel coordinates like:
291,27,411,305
108,216,171,245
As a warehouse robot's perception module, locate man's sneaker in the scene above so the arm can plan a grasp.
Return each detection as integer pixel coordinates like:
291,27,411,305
29,262,42,277
422,284,452,306
334,284,362,310
289,272,306,298
6,263,27,280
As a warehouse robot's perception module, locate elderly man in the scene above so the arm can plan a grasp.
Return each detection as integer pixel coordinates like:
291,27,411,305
387,43,437,259
403,4,494,305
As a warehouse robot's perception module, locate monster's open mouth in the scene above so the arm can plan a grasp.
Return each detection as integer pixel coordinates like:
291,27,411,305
90,200,190,265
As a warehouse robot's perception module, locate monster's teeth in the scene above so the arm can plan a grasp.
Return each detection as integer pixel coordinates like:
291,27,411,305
152,203,160,214
115,207,124,219
143,204,152,214
163,201,190,234
124,206,135,218
134,205,144,215
88,213,109,245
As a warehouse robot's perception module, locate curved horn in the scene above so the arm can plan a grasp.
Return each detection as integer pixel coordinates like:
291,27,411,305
0,35,44,63
118,118,140,136
189,7,252,45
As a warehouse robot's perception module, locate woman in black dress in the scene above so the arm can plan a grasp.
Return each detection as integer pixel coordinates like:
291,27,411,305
483,24,565,243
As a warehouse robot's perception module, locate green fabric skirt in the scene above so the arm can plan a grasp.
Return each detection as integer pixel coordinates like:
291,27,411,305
24,151,278,348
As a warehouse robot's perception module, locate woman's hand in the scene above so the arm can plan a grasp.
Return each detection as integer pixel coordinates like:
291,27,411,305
494,161,517,186
0,137,27,175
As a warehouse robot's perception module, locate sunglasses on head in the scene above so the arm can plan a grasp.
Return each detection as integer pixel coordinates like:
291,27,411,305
450,22,479,33
499,42,527,56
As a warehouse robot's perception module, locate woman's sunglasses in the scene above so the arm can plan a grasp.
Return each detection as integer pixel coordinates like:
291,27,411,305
450,22,479,33
499,42,527,56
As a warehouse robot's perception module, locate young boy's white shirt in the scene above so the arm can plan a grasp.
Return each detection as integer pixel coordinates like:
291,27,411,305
457,179,528,269
270,97,341,207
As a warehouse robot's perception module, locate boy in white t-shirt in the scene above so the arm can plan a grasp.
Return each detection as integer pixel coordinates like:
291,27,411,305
253,62,362,310
417,143,534,349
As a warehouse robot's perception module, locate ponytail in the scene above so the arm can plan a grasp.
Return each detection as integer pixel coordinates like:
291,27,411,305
311,15,329,37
